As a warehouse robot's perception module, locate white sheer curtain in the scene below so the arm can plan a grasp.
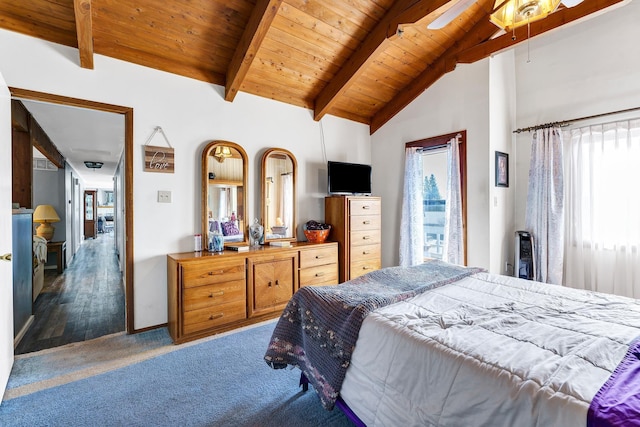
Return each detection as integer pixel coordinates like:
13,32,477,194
280,173,294,232
443,138,463,265
564,119,640,298
399,147,424,267
525,127,564,284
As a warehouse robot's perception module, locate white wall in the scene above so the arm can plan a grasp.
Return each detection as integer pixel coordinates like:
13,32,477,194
0,29,370,329
373,0,639,273
488,50,517,275
514,1,640,231
372,60,492,270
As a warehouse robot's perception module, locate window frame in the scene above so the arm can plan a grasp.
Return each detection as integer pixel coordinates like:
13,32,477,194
406,130,467,265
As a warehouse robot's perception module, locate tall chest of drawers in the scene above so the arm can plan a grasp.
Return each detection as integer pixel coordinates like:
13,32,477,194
167,242,338,344
325,196,382,283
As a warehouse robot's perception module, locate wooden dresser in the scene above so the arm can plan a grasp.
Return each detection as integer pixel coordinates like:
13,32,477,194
167,241,338,344
325,196,382,283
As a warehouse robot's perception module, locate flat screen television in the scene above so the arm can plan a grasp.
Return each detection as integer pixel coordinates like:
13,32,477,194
327,161,372,195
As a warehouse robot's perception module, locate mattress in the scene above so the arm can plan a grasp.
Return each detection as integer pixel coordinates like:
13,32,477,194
340,272,640,426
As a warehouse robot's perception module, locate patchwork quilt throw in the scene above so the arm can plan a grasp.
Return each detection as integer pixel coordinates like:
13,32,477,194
263,260,483,410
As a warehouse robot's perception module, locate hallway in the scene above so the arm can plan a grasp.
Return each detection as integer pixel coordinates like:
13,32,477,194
15,233,125,355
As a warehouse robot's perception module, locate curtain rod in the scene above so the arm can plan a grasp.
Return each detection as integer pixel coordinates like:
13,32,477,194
513,105,640,134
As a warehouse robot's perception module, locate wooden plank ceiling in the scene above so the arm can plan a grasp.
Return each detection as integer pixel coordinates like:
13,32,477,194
0,0,623,133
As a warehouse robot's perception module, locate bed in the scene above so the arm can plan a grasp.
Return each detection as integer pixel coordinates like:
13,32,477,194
265,260,640,426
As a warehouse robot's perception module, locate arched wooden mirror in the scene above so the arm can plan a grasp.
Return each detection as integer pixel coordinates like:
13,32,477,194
261,148,297,243
202,140,249,248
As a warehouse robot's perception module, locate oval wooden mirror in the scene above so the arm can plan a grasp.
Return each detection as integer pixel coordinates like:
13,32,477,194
202,140,248,248
261,148,297,243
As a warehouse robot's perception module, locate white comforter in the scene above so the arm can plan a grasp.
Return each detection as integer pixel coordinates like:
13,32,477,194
340,272,640,427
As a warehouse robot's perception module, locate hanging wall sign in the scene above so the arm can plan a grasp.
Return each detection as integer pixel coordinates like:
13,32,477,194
143,126,175,173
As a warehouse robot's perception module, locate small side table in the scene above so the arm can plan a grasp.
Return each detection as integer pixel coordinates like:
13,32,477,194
47,241,67,274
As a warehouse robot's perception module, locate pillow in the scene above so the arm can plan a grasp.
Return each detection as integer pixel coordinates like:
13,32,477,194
221,221,240,236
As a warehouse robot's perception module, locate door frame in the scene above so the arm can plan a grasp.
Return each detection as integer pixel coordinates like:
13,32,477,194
10,88,135,333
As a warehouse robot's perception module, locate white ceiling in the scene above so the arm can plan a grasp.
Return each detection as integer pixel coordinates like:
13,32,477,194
20,98,125,189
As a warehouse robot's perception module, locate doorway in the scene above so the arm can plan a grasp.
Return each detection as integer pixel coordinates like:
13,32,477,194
9,88,135,347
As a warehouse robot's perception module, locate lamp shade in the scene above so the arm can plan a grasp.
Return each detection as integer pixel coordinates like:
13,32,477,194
33,205,60,241
33,205,60,223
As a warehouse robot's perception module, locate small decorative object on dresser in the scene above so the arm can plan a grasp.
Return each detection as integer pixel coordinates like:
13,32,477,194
303,220,331,243
249,219,264,247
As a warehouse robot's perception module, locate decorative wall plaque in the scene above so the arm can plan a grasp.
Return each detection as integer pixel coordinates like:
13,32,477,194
143,126,174,173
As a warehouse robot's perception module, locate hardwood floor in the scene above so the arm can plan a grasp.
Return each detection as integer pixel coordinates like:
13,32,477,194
15,232,125,355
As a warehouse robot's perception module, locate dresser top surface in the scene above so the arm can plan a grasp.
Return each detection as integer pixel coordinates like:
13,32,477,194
168,241,337,261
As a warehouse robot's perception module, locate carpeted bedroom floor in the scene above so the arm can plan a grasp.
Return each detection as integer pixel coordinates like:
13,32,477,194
2,320,353,426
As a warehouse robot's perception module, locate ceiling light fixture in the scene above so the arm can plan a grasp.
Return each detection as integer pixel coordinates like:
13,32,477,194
490,0,561,32
84,161,104,169
213,146,232,163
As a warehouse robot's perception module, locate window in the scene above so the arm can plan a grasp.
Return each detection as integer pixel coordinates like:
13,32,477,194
422,148,447,259
564,119,640,298
406,131,467,263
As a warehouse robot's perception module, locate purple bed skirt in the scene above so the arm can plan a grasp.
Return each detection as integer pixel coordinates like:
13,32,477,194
300,373,366,426
587,337,640,426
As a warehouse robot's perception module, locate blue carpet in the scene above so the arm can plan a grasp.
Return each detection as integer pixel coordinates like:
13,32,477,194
0,323,353,426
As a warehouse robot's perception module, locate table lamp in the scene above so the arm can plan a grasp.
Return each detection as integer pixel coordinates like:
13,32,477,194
33,204,60,241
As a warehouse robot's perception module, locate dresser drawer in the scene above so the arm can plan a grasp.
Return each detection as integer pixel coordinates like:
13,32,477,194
300,246,338,269
183,279,246,312
350,229,381,247
350,243,381,263
183,300,246,335
300,264,338,287
350,259,381,279
349,198,381,216
349,214,381,231
181,259,245,289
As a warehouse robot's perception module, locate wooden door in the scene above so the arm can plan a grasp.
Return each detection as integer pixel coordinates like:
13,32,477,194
0,72,14,401
84,190,96,239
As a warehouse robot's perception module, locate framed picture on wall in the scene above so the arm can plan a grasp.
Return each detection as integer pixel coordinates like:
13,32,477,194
495,151,509,187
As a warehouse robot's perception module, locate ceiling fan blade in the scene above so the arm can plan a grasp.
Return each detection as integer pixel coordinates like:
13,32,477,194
561,0,584,6
427,0,477,30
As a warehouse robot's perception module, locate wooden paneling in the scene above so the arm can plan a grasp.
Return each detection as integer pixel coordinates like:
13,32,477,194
11,130,32,209
0,0,622,132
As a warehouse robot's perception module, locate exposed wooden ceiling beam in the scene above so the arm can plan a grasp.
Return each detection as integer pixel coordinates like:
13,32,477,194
313,0,451,122
370,17,499,134
30,115,65,168
386,0,453,37
456,0,624,64
225,0,283,102
73,0,94,69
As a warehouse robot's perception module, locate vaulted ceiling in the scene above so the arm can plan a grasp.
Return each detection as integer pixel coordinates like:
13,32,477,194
0,0,623,134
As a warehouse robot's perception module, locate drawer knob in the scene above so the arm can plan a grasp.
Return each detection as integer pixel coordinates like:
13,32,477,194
362,250,370,255
362,205,370,210
363,266,371,270
268,281,272,287
362,236,371,240
275,280,280,286
315,272,325,277
363,220,370,225
315,255,323,259
209,313,224,320
209,291,224,298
